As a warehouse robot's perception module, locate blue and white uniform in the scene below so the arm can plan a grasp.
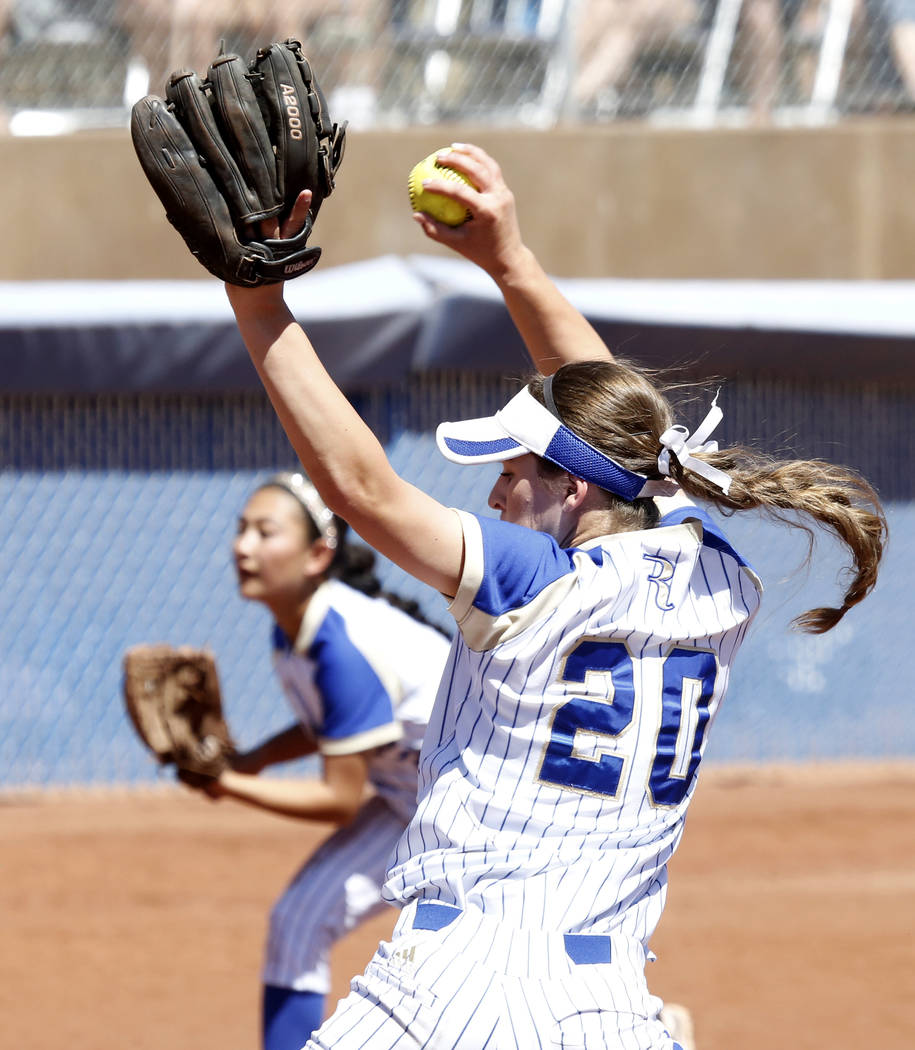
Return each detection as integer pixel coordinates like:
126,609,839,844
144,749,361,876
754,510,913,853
308,502,761,1049
264,578,450,996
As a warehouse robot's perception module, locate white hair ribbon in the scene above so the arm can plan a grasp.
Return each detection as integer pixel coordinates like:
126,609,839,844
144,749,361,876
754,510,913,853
657,393,732,494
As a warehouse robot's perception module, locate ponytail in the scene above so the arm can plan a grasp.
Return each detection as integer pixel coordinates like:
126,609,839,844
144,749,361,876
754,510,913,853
538,361,887,634
672,450,886,632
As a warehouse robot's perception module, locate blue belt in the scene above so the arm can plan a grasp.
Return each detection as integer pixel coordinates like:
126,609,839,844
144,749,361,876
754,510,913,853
412,901,612,965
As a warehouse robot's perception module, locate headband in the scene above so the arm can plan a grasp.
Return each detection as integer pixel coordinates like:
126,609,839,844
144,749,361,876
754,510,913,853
261,472,339,549
436,379,731,499
436,385,672,500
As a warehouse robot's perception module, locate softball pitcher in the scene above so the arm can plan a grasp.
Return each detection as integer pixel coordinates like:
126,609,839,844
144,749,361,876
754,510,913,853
189,472,450,1050
221,146,885,1049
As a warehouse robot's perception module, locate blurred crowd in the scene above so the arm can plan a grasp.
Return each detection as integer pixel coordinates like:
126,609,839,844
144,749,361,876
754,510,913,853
573,0,915,119
1,0,914,128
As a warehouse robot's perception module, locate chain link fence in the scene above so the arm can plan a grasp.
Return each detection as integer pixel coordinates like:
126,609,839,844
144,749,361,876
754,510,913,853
0,372,911,790
0,0,913,134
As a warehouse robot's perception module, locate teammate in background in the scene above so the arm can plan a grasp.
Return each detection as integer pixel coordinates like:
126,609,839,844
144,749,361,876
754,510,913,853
183,471,451,1050
222,145,885,1048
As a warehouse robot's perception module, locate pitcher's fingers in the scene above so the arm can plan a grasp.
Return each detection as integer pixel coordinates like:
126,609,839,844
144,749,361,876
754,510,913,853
421,176,478,211
279,189,314,239
438,143,502,188
411,210,465,243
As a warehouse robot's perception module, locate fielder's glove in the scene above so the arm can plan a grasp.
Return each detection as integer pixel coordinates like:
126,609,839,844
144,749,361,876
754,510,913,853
130,38,346,286
123,644,235,779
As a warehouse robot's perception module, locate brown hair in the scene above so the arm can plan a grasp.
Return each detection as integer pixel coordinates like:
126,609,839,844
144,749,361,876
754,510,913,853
530,359,887,634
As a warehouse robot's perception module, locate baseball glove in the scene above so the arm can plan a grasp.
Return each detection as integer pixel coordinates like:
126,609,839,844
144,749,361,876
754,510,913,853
130,38,346,286
123,644,235,778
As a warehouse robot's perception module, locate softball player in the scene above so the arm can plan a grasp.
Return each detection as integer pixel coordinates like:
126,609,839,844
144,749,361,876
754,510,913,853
223,146,885,1049
192,472,450,1050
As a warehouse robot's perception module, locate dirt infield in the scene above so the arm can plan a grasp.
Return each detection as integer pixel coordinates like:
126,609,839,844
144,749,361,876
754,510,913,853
2,761,913,1050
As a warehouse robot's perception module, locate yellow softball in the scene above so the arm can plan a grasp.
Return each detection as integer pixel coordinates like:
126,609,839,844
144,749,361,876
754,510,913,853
407,151,473,227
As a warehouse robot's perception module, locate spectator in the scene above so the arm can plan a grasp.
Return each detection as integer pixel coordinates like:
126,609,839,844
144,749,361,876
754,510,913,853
117,0,350,95
737,0,786,122
882,0,915,100
573,0,701,118
735,0,871,122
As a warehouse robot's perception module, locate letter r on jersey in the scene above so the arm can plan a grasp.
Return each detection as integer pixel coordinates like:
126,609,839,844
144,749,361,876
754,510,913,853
643,554,676,612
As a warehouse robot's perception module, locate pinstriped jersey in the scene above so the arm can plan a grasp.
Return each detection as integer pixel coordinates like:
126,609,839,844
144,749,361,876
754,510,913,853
272,579,451,822
383,503,762,947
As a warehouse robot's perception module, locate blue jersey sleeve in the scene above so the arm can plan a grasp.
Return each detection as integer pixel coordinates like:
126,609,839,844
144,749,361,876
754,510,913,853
308,607,397,742
472,514,586,617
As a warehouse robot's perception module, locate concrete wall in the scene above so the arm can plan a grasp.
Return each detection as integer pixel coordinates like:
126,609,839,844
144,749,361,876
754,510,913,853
4,120,915,280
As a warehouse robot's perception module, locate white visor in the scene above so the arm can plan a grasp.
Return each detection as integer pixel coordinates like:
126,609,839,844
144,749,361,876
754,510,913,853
436,387,674,501
436,387,547,464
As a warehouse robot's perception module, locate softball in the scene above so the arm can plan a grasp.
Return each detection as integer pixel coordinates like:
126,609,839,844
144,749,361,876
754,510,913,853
408,151,474,227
